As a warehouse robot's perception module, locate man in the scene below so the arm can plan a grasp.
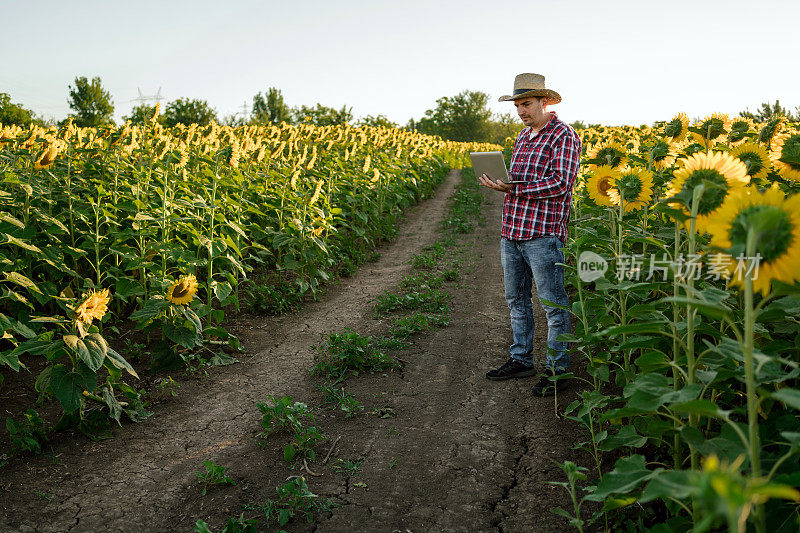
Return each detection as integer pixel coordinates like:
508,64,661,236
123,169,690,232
478,73,581,397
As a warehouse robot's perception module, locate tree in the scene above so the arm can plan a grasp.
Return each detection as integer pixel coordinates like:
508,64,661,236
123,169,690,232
68,76,114,127
123,103,164,125
163,98,217,127
358,114,397,129
292,103,352,126
0,93,37,126
740,99,796,123
488,112,524,145
252,87,291,124
415,90,492,142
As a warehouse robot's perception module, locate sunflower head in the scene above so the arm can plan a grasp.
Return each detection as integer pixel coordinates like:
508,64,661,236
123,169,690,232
609,167,654,212
680,141,706,158
665,151,750,232
586,166,620,207
74,288,111,336
730,142,771,182
33,142,59,170
707,185,800,295
664,113,690,142
166,274,199,305
690,113,731,146
759,115,788,148
586,141,628,170
770,133,800,183
642,139,678,171
728,118,755,145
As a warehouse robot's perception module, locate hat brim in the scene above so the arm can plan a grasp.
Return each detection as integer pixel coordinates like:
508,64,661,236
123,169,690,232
498,89,562,104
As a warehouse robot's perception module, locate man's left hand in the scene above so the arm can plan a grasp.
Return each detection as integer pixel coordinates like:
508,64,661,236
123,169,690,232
478,173,512,193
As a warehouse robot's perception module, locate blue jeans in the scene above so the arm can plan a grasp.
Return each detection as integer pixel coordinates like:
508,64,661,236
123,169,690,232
500,236,570,372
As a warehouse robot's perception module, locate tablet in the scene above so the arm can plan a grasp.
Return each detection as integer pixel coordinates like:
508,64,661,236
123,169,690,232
469,151,526,184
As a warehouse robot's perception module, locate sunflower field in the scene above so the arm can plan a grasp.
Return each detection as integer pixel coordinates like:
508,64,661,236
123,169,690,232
0,110,497,440
550,113,800,531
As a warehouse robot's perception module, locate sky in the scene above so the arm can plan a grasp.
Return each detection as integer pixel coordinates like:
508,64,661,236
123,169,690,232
2,0,798,127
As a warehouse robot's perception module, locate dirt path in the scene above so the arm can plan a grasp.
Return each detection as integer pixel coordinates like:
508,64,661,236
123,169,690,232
1,170,589,533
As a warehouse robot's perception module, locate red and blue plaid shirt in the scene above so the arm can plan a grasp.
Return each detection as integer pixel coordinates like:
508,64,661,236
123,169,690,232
502,112,582,243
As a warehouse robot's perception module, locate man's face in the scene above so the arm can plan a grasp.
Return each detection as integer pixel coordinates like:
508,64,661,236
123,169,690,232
514,97,546,127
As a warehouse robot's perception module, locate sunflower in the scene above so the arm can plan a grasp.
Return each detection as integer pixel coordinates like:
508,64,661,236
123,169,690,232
665,151,750,233
641,139,678,171
586,140,628,171
609,167,654,212
706,184,800,295
166,274,198,305
74,288,111,325
730,142,771,181
759,115,788,149
33,143,59,170
664,112,690,142
679,140,706,158
727,117,755,145
690,113,731,150
586,166,620,207
770,133,800,183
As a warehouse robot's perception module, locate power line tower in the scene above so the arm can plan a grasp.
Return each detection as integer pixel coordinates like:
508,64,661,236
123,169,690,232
132,87,165,108
238,100,249,123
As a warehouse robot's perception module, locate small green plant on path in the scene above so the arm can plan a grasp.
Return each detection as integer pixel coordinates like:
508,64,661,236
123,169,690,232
195,460,236,495
310,329,399,381
245,477,336,529
194,514,258,533
256,396,326,462
331,458,363,476
319,381,363,417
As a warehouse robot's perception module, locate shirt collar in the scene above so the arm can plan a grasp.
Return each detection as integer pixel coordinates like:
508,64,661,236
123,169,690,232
527,111,557,140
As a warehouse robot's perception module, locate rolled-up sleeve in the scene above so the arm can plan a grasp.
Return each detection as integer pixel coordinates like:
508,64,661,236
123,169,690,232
512,133,581,199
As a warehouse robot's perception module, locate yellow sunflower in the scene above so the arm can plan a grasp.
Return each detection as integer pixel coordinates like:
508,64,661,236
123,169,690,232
166,274,199,305
609,167,654,212
770,133,800,183
690,113,731,148
706,184,800,295
33,143,59,170
730,142,771,181
641,139,678,171
665,151,750,233
74,288,111,325
586,166,620,207
759,115,788,150
664,112,690,142
586,140,628,171
727,117,755,145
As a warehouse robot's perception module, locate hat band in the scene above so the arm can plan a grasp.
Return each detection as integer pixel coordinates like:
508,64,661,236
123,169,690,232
513,88,540,95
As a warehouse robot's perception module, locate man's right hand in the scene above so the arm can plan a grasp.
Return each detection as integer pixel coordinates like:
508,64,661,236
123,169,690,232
478,173,512,193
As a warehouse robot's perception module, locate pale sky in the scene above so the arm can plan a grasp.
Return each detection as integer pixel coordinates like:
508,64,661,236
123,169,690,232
2,0,798,127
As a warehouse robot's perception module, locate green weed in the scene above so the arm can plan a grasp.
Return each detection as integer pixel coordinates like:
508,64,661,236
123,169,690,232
311,329,399,380
389,312,450,339
194,514,258,533
331,458,363,476
195,460,236,495
6,409,48,454
319,382,363,417
245,477,336,528
256,396,326,461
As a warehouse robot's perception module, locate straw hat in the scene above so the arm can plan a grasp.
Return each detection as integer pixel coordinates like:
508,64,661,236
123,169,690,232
498,73,562,104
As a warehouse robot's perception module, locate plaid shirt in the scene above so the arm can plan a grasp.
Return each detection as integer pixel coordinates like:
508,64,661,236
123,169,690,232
502,112,582,243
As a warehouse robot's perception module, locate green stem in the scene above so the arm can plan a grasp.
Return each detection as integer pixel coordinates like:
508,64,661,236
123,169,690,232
743,228,765,533
672,220,682,471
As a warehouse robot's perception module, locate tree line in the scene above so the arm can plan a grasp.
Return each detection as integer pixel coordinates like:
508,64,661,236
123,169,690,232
2,76,798,144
